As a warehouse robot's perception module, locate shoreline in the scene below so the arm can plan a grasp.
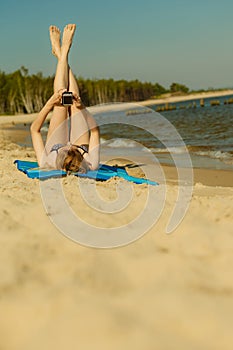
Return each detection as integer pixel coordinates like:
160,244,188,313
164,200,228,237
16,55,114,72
1,133,232,187
162,163,233,187
139,89,233,106
0,112,38,126
0,120,233,188
102,157,233,188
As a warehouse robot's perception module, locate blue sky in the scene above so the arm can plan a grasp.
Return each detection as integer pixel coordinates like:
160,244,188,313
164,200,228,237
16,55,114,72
1,0,233,89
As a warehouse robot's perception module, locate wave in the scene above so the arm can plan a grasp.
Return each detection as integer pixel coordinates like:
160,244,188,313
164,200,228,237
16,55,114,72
101,139,233,163
101,138,139,148
193,150,233,163
139,145,233,164
151,146,188,154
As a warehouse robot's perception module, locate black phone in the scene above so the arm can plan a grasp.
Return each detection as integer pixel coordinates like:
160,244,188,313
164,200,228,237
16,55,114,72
62,92,73,106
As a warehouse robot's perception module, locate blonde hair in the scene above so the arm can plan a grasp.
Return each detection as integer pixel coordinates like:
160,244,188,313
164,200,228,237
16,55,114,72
56,146,87,173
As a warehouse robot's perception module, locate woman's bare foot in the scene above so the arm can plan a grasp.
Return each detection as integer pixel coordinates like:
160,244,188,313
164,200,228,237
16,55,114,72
49,25,61,58
61,24,76,56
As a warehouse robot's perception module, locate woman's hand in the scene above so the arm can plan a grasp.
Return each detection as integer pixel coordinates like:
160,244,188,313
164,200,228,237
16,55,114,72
73,93,85,109
47,89,67,107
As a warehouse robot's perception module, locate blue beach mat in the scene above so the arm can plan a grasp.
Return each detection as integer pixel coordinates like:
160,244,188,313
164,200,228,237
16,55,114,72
14,160,158,186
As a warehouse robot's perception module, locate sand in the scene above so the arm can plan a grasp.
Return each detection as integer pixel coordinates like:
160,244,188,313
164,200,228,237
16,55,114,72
0,117,233,350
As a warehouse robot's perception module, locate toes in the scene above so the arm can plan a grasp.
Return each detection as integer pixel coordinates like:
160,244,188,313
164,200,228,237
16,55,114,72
50,25,60,34
50,25,57,32
64,24,76,31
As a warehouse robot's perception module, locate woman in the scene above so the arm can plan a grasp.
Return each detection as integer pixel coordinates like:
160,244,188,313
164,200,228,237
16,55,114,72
30,24,100,173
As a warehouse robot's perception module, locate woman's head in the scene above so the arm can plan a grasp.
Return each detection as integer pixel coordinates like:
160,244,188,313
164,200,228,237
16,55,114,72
56,145,87,173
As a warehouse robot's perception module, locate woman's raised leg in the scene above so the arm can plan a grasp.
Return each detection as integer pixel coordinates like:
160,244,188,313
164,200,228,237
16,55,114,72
45,24,76,150
68,68,100,169
68,67,90,145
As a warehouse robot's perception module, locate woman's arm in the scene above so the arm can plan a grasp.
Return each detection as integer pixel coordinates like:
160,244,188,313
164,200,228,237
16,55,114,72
88,124,100,170
30,91,64,166
82,109,100,170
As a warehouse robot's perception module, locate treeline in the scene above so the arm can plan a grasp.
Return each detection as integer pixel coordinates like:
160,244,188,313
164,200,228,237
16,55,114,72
0,66,189,115
0,67,53,115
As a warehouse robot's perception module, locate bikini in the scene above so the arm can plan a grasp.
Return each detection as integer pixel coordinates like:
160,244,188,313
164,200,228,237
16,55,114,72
73,144,89,155
50,143,89,155
50,143,65,153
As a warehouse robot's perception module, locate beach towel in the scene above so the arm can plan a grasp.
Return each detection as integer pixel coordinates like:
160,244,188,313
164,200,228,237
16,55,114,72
14,160,158,186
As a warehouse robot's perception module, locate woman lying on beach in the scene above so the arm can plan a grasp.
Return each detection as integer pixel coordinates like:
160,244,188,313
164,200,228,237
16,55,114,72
30,24,100,173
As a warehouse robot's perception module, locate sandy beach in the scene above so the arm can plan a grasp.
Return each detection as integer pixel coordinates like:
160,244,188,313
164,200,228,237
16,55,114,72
0,114,233,350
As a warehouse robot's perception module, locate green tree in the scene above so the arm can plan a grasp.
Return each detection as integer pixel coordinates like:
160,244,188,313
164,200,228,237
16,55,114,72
0,67,170,114
170,82,189,94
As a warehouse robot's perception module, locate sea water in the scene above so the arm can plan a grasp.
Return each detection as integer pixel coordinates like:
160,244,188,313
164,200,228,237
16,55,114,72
95,98,233,170
3,96,233,170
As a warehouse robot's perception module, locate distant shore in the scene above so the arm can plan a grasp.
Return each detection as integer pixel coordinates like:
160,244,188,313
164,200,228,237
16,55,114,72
139,89,233,106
